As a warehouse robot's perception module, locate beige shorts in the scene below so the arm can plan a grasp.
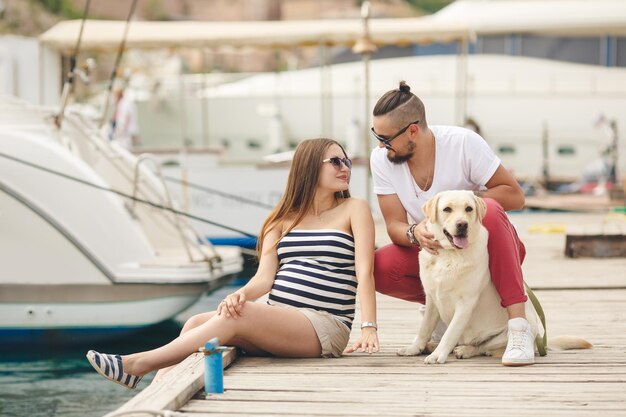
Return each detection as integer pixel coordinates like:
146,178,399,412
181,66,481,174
299,308,351,358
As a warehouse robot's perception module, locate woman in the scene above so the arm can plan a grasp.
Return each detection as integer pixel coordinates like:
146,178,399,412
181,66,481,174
86,138,380,389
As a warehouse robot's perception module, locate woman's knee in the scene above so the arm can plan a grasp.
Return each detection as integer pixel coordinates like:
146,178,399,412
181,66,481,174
212,301,256,328
181,312,215,333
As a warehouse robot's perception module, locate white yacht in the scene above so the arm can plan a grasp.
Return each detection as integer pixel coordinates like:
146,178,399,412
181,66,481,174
0,96,244,345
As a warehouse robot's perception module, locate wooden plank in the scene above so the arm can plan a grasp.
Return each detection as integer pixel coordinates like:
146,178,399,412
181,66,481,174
565,234,626,258
181,399,626,416
196,388,624,399
524,194,624,212
110,348,237,417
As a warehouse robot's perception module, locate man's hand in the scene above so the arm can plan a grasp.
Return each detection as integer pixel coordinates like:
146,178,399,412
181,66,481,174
414,220,441,255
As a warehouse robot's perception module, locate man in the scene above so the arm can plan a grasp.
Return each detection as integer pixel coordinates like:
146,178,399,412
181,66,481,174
110,88,140,149
370,81,533,366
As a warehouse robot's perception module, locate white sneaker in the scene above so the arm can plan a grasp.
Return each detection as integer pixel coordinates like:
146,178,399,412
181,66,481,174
502,317,535,366
419,304,447,343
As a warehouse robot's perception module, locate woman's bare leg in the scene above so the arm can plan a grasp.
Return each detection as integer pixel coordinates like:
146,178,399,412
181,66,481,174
124,302,321,377
152,311,216,383
152,311,271,383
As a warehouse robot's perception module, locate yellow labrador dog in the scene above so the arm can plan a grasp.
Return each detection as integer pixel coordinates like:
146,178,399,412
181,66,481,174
398,190,588,364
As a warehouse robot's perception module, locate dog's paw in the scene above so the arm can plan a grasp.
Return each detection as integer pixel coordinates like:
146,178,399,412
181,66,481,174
454,345,479,359
397,343,424,356
424,341,439,354
424,350,449,364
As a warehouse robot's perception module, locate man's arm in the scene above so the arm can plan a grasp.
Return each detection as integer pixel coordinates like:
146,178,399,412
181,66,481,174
377,194,415,247
481,164,525,211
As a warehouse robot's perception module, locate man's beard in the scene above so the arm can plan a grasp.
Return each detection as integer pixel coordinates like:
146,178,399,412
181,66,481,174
386,141,415,164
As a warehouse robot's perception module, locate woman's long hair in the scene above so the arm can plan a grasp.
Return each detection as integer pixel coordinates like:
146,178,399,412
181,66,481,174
257,138,351,255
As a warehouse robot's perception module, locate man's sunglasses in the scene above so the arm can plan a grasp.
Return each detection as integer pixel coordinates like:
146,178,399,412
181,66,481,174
371,120,420,148
323,157,352,170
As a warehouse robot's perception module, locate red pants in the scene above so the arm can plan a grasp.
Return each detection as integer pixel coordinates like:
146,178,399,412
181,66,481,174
374,198,527,308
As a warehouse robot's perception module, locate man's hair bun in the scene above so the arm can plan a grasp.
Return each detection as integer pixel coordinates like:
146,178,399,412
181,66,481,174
398,81,411,93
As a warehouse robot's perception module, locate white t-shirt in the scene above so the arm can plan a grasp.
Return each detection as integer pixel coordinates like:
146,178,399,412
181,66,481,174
370,125,500,223
110,96,139,149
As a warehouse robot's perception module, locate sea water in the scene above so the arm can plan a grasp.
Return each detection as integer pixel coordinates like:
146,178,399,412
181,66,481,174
0,277,248,417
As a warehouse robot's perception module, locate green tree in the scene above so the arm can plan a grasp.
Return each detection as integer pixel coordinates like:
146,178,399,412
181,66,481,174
33,0,82,19
402,0,456,14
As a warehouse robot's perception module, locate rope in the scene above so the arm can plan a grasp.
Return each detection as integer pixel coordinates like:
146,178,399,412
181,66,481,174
0,152,257,238
163,175,274,210
524,281,547,356
100,0,139,128
55,0,91,128
71,0,91,61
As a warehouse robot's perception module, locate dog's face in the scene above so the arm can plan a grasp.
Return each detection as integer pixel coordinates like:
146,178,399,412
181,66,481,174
422,190,487,250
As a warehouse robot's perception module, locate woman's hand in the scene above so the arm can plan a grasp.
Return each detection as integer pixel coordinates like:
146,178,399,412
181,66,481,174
414,219,441,255
344,327,379,354
217,291,246,318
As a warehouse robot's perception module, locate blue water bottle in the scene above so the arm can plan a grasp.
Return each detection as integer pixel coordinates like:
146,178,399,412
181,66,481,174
200,337,227,395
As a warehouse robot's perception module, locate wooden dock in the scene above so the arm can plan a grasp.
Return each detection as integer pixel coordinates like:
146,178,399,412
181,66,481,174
524,193,625,212
108,212,626,417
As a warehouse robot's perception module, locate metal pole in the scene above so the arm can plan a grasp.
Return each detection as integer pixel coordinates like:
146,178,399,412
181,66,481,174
201,48,209,148
319,42,331,137
363,51,372,206
542,122,550,187
178,68,189,212
455,37,469,126
609,120,619,186
352,1,377,207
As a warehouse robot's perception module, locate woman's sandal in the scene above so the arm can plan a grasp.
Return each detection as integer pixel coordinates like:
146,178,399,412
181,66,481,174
86,350,142,389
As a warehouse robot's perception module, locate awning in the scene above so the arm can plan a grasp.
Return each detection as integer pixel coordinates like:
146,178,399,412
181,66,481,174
38,17,470,53
39,1,626,54
433,0,626,37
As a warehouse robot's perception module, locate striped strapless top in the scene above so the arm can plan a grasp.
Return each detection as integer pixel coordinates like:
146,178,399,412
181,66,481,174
268,229,357,328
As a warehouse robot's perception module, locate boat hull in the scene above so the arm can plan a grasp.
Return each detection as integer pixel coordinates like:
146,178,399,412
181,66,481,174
0,280,234,345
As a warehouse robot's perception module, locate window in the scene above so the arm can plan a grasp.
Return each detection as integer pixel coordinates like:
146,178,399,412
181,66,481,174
617,37,626,67
412,42,458,56
478,36,507,55
557,146,576,156
247,139,261,149
498,145,516,155
521,36,601,65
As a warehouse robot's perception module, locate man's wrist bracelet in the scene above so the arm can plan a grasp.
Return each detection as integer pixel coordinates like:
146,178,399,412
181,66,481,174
406,223,419,245
361,321,378,330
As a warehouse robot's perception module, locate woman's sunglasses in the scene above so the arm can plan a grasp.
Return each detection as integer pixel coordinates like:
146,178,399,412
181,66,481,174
323,157,352,170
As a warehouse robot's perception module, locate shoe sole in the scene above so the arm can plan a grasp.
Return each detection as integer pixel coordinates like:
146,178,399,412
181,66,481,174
86,352,137,389
502,360,535,367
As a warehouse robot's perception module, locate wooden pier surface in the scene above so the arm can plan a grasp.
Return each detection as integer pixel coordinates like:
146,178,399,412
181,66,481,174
524,193,625,212
111,211,626,417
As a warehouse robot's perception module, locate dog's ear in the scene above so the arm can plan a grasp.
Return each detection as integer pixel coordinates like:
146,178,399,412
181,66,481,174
422,194,440,223
474,194,487,222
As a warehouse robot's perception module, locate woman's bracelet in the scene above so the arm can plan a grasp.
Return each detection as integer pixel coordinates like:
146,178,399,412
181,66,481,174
361,321,378,330
406,223,419,245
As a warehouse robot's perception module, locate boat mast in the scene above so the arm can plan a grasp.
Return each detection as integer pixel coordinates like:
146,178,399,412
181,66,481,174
99,0,139,129
54,0,91,129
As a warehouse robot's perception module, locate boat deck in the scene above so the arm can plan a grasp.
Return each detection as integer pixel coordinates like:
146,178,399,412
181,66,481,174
109,212,626,417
